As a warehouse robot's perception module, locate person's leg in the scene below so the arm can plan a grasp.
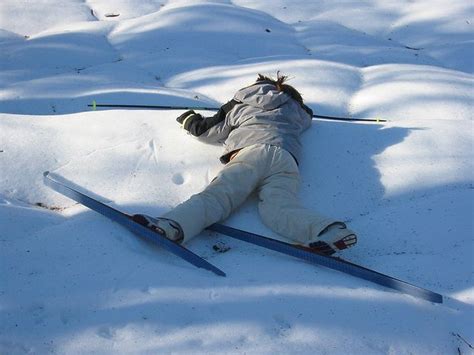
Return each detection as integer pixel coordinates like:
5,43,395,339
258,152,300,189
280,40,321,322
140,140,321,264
257,147,334,244
257,147,356,253
163,144,270,243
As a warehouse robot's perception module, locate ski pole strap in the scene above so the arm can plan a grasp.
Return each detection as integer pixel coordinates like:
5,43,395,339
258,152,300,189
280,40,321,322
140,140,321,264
208,223,442,303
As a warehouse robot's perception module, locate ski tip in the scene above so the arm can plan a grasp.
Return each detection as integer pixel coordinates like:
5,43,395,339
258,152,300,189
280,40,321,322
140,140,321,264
209,267,226,277
198,261,226,277
43,171,50,177
412,289,443,304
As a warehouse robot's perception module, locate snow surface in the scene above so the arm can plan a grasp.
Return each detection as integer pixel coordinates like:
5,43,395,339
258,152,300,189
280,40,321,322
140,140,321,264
1,0,473,354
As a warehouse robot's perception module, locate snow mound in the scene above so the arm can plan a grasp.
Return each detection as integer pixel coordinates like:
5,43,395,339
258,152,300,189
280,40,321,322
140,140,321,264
1,1,473,354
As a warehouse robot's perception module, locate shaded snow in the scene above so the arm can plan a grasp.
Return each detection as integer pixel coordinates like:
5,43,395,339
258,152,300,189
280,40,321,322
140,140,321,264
1,1,473,354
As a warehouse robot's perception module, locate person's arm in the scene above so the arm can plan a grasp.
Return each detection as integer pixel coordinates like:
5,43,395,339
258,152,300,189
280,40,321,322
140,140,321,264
176,99,239,143
301,103,313,131
302,103,313,118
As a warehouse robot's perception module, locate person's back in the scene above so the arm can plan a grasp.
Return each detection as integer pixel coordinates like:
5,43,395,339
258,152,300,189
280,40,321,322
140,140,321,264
181,74,314,164
200,79,312,164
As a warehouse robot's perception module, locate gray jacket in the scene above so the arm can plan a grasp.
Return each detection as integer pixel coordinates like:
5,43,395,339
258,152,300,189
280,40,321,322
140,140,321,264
189,82,312,164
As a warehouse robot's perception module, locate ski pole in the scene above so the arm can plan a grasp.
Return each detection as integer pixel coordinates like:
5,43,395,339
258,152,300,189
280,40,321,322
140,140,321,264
88,101,387,123
89,102,219,112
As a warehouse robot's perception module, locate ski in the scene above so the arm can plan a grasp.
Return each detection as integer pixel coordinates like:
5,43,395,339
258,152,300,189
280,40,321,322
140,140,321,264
43,171,226,277
42,171,442,302
207,223,443,303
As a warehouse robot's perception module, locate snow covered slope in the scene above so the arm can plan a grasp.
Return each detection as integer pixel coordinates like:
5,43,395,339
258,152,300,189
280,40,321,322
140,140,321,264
1,1,473,354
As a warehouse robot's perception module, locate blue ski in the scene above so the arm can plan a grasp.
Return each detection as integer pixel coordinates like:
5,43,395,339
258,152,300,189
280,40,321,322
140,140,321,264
43,171,225,277
208,224,443,303
43,171,442,303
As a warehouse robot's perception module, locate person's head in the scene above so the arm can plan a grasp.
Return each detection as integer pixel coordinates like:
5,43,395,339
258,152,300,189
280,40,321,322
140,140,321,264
255,71,305,106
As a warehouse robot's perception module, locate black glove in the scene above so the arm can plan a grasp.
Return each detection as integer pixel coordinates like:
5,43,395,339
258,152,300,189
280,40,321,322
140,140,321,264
176,110,202,130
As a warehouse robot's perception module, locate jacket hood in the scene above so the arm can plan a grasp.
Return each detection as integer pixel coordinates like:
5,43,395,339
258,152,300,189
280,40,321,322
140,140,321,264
233,83,290,110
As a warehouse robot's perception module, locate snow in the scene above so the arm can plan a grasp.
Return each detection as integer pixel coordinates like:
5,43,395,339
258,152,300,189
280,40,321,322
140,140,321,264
0,0,473,353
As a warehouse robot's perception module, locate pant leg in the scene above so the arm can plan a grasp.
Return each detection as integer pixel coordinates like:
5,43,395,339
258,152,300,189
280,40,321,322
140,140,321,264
257,147,336,244
164,144,269,243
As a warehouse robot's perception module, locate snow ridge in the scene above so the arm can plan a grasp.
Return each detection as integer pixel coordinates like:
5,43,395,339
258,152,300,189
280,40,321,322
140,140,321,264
0,1,473,354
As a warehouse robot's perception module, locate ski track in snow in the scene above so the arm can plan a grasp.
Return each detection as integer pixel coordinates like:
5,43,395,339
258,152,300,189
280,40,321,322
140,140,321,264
0,1,473,354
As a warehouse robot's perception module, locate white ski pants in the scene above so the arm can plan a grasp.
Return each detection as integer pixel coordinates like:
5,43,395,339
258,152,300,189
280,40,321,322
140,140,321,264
164,144,336,245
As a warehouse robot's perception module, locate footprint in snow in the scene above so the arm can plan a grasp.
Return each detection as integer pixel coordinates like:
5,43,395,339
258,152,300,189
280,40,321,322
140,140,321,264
97,326,116,340
209,290,220,300
172,173,185,185
272,315,292,337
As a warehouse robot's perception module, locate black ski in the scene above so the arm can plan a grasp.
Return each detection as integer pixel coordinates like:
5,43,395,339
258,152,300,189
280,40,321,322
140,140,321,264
43,172,226,277
207,224,443,303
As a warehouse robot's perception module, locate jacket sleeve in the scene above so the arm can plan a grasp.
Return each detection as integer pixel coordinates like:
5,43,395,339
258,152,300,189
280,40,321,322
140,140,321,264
184,99,239,143
293,103,312,134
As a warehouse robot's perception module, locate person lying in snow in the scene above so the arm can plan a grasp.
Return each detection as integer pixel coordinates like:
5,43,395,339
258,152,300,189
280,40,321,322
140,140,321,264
133,73,357,255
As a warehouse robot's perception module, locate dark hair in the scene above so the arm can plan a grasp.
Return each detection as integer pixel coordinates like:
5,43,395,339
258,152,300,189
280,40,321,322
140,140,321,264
256,71,304,106
255,72,313,116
